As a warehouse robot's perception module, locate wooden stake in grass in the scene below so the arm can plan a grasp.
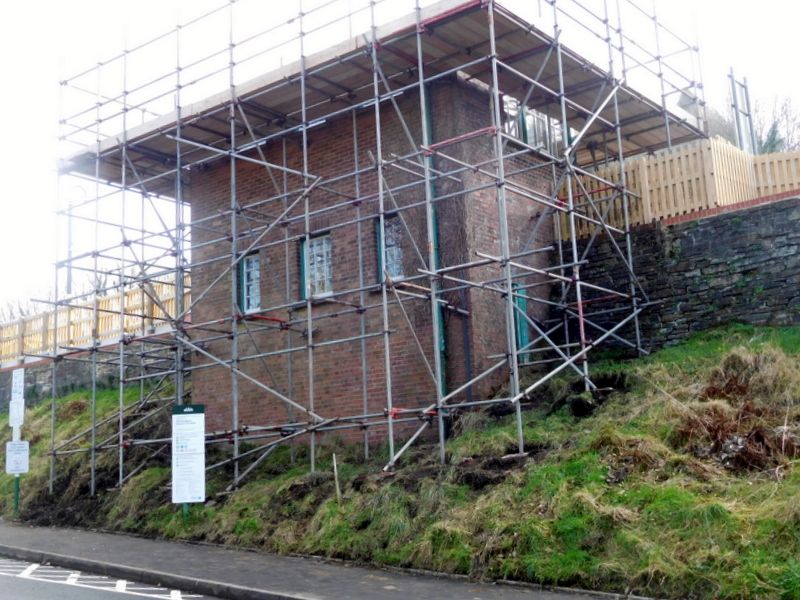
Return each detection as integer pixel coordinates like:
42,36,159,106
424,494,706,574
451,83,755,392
333,453,342,505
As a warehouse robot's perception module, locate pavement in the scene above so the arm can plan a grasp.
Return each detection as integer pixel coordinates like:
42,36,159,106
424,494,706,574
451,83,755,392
0,520,636,600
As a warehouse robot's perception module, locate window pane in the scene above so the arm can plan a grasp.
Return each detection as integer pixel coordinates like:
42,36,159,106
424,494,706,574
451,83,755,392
384,217,404,279
241,254,260,312
305,235,332,297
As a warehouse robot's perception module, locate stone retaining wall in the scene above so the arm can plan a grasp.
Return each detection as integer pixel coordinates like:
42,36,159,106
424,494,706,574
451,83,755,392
579,196,800,348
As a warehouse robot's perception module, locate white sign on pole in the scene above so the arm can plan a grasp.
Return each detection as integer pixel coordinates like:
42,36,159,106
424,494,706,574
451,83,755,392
171,405,205,504
9,369,24,428
5,441,29,475
8,399,24,428
10,369,24,402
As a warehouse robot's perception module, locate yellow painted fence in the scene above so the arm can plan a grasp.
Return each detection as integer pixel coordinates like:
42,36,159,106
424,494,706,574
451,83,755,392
0,279,188,368
3,140,800,365
565,137,800,237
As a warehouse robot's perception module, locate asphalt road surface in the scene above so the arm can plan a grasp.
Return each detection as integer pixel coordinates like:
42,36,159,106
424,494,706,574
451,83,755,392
0,556,217,599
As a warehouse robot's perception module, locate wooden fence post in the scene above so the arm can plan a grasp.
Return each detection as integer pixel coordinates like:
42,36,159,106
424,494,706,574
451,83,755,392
17,318,25,364
638,158,652,223
702,140,717,210
41,312,50,356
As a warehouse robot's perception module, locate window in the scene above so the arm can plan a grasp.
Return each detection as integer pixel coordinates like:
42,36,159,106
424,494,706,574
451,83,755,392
238,252,261,314
301,235,332,299
502,95,567,156
377,215,404,281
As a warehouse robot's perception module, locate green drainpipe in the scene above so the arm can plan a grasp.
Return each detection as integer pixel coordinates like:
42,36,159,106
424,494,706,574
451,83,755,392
424,84,447,397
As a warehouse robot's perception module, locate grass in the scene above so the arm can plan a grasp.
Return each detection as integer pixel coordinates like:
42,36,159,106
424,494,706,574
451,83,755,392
3,323,800,598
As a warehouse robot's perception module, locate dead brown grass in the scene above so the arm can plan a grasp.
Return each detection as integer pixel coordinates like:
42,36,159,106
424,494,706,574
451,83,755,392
704,346,800,405
675,346,800,471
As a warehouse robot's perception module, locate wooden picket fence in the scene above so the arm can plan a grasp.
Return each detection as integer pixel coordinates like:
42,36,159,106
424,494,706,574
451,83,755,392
565,137,800,237
3,139,799,366
0,279,188,368
753,151,800,197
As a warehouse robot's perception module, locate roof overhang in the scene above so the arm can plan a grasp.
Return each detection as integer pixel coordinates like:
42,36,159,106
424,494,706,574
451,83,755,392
61,0,704,198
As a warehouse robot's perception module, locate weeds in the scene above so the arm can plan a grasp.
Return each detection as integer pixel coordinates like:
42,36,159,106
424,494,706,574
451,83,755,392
2,324,800,598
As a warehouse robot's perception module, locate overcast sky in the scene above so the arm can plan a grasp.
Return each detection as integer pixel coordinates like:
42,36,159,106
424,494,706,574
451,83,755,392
0,0,796,311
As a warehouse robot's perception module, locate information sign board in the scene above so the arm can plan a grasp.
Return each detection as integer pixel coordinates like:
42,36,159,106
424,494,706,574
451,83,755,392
171,405,205,504
5,441,29,475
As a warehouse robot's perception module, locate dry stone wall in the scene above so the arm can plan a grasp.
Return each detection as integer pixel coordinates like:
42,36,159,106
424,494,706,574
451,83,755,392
577,196,800,348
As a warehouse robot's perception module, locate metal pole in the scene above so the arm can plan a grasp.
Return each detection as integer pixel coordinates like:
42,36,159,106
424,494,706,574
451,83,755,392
118,42,129,487
228,0,241,483
554,2,591,391
415,0,445,465
175,10,186,410
282,138,296,464
372,0,397,467
49,106,62,495
353,111,370,460
651,0,671,147
605,0,643,355
89,64,101,498
299,0,316,473
488,0,524,454
13,476,19,516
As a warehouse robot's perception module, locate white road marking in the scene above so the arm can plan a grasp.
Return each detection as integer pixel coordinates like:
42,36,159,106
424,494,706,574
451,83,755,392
19,563,39,577
0,557,209,599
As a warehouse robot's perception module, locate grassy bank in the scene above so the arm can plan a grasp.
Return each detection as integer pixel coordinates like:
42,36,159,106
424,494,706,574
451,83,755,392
2,323,800,598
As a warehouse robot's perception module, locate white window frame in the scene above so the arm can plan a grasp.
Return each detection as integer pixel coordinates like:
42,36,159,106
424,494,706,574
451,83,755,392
379,215,404,281
239,252,261,314
303,235,333,299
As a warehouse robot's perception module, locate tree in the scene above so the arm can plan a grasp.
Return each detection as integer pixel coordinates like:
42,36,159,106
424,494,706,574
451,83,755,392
0,299,35,323
755,97,800,154
759,121,784,154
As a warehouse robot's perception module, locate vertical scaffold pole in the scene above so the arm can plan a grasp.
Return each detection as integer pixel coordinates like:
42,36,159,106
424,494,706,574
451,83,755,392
372,0,397,466
90,64,101,498
49,166,61,496
352,111,370,460
118,43,129,487
487,0,524,453
415,0,446,465
228,0,241,483
650,0,671,147
605,0,642,355
175,16,186,409
299,0,316,473
282,138,295,464
553,2,591,391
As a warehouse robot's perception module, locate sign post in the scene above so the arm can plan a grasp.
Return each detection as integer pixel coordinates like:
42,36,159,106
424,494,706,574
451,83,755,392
6,441,29,514
6,369,26,516
9,368,24,433
171,405,205,519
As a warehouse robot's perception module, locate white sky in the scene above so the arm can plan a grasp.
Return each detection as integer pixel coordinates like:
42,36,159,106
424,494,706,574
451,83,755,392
0,0,797,310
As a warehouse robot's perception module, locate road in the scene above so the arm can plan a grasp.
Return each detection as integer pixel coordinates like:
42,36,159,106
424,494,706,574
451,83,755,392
0,556,217,599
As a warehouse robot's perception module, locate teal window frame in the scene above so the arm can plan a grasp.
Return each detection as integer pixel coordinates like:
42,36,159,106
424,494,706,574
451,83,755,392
238,252,261,314
513,283,530,361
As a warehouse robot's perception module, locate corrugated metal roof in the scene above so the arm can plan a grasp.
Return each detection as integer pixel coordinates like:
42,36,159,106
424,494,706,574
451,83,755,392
62,0,703,197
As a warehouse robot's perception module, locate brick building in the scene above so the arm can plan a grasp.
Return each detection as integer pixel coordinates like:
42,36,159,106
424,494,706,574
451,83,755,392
61,0,702,469
190,75,555,439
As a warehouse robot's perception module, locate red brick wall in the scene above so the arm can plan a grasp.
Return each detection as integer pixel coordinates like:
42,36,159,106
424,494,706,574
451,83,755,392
187,77,554,442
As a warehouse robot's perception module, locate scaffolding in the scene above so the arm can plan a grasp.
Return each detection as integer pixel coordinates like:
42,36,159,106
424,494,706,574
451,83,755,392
47,0,704,494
